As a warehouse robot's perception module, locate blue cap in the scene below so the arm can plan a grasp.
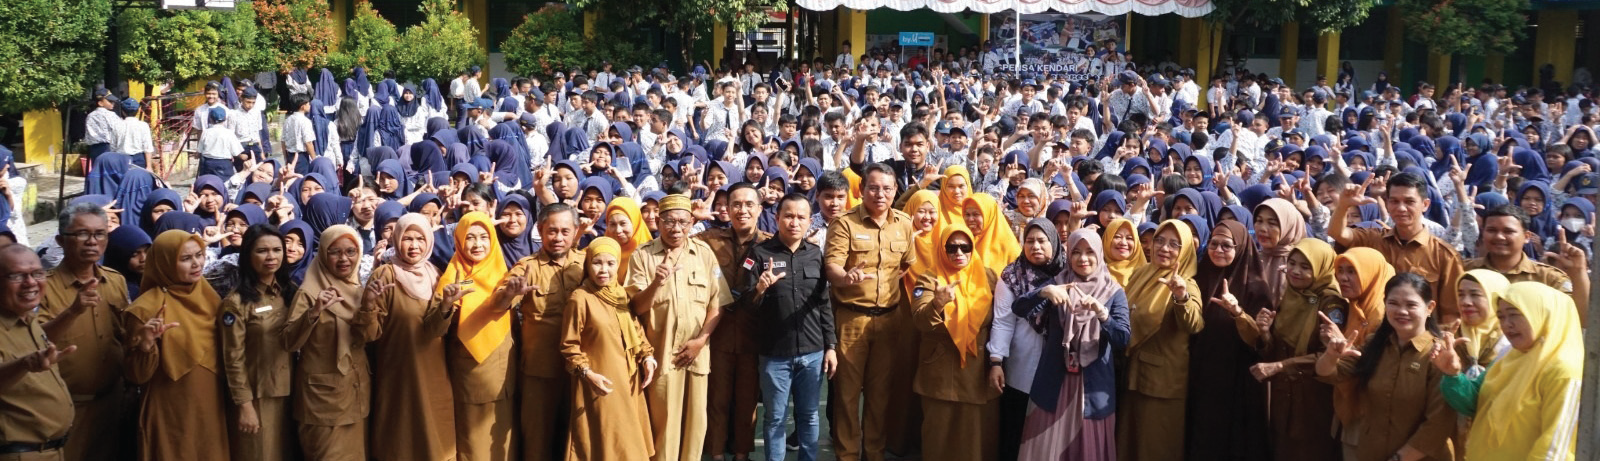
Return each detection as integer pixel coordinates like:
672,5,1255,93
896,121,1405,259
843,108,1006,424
935,120,952,134
120,98,140,111
468,65,481,74
208,107,227,123
476,98,494,110
1578,173,1600,195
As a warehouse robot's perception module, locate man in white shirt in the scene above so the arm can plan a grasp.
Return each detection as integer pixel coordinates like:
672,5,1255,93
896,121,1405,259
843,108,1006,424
282,94,319,174
83,88,121,162
1175,69,1200,107
701,82,743,143
451,66,483,119
112,98,155,168
197,107,242,178
835,41,855,73
190,83,222,132
229,88,265,169
564,91,608,144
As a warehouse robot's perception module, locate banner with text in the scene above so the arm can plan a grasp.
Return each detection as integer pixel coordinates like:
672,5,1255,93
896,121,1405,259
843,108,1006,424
987,12,1125,84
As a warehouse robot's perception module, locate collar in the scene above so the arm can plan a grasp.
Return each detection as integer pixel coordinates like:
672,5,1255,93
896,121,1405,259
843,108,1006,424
536,249,575,267
1404,331,1437,353
53,265,109,288
1383,225,1434,247
0,309,25,327
1488,251,1541,275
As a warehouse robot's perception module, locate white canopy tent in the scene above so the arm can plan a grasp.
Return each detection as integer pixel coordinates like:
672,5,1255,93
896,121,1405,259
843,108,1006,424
794,0,1213,17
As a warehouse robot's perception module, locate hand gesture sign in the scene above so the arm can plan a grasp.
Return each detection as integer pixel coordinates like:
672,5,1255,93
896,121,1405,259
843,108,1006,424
1339,176,1380,209
133,304,180,353
1315,311,1348,346
1158,273,1188,301
1544,230,1589,277
440,281,476,307
754,259,787,294
499,276,535,306
1254,308,1277,340
362,280,394,314
1446,155,1467,186
929,282,957,307
70,278,101,315
1428,330,1470,376
182,190,201,213
479,162,498,185
22,342,76,373
1209,279,1242,316
313,287,344,315
843,261,877,285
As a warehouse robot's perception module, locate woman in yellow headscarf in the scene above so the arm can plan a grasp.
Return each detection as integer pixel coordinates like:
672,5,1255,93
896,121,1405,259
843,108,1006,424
284,225,380,459
961,192,1021,274
902,190,942,291
1257,238,1344,461
123,230,229,460
604,197,653,280
1100,218,1144,286
1117,220,1203,461
434,211,528,460
561,237,658,460
1455,270,1512,368
910,223,1002,461
937,165,972,229
1443,282,1583,461
1329,246,1395,427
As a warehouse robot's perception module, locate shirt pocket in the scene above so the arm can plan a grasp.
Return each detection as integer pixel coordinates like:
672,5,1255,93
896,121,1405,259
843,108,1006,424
303,372,355,422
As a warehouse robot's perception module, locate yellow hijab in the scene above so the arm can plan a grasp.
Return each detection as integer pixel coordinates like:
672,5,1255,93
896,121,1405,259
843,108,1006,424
1458,269,1510,359
583,237,642,354
1469,282,1584,453
298,226,364,372
936,165,971,230
842,167,863,210
438,212,511,363
1273,238,1340,356
1101,218,1145,287
926,224,993,368
903,190,942,290
1123,220,1195,349
1333,247,1393,346
962,193,1021,275
604,197,653,279
126,230,222,381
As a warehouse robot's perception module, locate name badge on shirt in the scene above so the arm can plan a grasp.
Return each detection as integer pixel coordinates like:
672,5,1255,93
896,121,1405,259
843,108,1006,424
855,234,871,240
255,305,274,314
773,261,786,269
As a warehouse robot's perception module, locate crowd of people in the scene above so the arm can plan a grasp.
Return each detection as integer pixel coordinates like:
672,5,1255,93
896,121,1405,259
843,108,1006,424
1,44,1596,461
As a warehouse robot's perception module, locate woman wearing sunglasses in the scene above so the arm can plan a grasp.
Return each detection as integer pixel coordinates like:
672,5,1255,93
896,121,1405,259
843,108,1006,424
910,223,1003,461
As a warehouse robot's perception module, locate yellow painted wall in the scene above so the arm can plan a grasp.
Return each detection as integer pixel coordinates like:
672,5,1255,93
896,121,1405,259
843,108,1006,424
837,8,866,68
1194,22,1219,111
1534,10,1577,85
464,0,490,83
331,0,348,49
1383,12,1403,78
22,110,62,169
1484,54,1505,83
979,15,990,46
713,22,728,68
1428,52,1451,90
584,11,597,39
1279,22,1300,86
1177,19,1197,69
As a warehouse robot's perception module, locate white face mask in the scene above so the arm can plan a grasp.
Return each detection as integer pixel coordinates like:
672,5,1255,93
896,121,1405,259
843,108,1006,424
1561,217,1586,233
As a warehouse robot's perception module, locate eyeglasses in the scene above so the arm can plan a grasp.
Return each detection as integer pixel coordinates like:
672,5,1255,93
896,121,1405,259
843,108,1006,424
326,248,360,259
64,231,109,242
944,243,974,254
1209,242,1237,252
1151,237,1183,251
661,218,694,229
4,271,46,284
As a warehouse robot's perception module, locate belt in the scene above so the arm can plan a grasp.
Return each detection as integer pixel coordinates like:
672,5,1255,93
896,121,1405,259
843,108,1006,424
0,437,67,454
842,304,894,317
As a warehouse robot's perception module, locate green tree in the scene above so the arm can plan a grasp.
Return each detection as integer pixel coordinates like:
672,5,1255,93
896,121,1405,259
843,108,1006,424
393,0,484,83
327,1,400,73
1396,0,1528,56
255,0,337,72
501,5,588,77
1203,0,1380,70
0,0,111,113
119,5,268,86
570,0,783,67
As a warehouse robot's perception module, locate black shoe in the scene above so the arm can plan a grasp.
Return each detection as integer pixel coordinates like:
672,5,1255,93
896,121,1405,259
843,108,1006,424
786,431,799,451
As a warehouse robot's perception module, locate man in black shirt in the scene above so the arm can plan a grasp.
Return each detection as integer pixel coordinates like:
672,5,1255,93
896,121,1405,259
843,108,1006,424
742,193,837,461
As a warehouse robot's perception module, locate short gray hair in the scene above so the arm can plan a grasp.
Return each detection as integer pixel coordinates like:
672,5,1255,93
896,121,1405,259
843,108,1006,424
57,201,108,231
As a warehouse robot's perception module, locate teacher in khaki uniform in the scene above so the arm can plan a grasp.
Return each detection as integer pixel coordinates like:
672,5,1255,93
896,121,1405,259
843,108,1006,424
627,194,733,461
37,203,130,461
508,203,587,461
824,163,917,461
0,245,78,461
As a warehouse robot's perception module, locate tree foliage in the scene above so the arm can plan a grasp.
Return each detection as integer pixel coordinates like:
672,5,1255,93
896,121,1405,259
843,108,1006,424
0,0,111,113
119,4,268,86
393,0,484,83
1396,0,1528,56
1205,0,1380,34
255,0,337,72
570,0,784,65
501,5,664,78
326,1,400,73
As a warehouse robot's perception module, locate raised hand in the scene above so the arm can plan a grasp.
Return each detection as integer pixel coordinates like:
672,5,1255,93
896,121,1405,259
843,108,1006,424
70,278,101,315
1429,331,1470,376
754,258,787,294
133,305,180,353
1208,279,1241,316
1544,230,1589,277
1339,176,1379,209
1158,273,1188,301
929,282,957,307
1316,311,1348,346
22,342,76,372
843,261,877,285
362,280,394,313
440,282,476,307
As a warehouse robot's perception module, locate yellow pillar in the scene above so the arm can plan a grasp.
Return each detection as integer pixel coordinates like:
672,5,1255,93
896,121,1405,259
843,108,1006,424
980,14,990,45
1316,31,1341,93
1195,23,1219,111
837,8,866,68
1279,22,1300,88
1485,54,1505,84
1178,18,1198,68
22,109,62,170
1534,10,1578,85
584,12,598,39
330,0,348,49
713,21,727,69
1428,52,1451,91
462,0,489,82
127,81,147,101
1382,10,1403,78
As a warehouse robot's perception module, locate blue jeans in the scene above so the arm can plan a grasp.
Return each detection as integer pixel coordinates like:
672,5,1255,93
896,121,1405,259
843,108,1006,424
760,350,825,461
198,157,233,179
